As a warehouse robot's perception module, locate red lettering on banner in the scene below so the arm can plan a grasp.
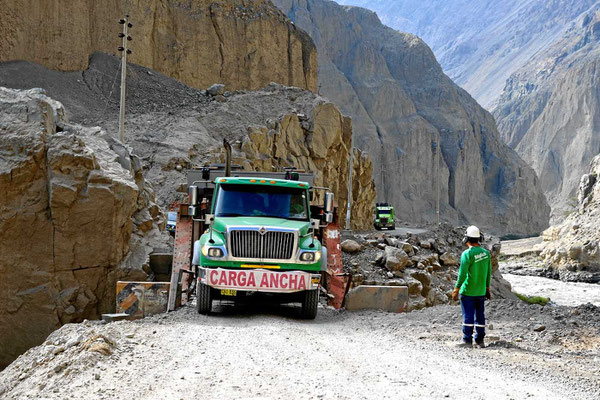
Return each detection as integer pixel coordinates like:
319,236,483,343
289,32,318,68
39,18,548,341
280,274,288,289
269,274,279,289
238,271,247,286
228,271,237,286
289,274,298,290
298,276,306,290
210,270,218,285
219,271,228,286
247,272,256,287
260,274,269,287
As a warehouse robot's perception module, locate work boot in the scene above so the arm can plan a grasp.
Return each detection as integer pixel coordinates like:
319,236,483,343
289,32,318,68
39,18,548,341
474,341,485,349
455,341,472,349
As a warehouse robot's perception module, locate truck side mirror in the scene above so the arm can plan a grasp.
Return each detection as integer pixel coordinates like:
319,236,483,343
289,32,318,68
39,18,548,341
324,192,334,213
189,185,199,206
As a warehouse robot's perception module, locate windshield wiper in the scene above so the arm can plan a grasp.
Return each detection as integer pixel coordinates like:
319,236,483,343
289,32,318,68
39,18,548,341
216,213,245,217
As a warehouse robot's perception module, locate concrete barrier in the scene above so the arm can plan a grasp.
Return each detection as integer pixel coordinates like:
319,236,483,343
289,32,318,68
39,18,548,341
344,285,408,313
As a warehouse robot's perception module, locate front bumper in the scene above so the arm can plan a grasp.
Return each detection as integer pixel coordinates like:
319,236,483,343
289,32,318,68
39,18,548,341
198,267,321,293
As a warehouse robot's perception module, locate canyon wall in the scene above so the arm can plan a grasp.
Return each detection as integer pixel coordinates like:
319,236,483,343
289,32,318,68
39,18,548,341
274,0,550,235
0,0,317,92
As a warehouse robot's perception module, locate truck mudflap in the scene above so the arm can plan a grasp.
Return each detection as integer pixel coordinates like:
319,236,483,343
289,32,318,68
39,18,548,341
198,267,321,293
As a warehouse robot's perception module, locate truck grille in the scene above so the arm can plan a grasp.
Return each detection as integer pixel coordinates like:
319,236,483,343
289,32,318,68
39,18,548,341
229,230,295,260
381,218,388,225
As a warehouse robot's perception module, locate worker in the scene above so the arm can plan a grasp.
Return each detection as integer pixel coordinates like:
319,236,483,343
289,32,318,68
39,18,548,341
452,225,492,348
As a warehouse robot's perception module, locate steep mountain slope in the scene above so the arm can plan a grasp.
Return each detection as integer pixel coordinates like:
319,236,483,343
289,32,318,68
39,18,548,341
274,0,549,235
494,7,600,219
0,0,317,92
0,53,375,230
336,0,597,109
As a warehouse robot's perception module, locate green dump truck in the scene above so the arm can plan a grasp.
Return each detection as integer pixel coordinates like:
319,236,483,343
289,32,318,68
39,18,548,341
374,203,395,230
186,166,334,319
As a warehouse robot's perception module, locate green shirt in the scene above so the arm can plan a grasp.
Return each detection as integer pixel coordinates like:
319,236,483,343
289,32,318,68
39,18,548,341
455,246,491,296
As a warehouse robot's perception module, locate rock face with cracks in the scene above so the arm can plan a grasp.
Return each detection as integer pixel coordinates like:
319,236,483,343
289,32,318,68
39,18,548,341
0,53,375,230
0,0,317,92
494,7,600,220
539,154,600,283
0,88,165,368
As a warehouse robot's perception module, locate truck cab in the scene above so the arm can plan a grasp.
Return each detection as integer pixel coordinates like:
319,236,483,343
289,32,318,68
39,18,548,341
374,203,395,230
187,169,333,319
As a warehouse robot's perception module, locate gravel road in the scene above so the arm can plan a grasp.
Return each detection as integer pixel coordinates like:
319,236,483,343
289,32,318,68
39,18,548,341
2,300,598,400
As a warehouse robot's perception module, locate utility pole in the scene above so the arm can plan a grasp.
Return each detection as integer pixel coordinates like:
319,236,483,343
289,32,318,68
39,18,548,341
437,142,440,224
433,141,440,224
381,162,385,198
345,129,354,230
118,15,133,144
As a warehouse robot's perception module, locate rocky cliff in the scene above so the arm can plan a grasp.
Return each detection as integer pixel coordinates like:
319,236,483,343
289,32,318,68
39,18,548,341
274,0,549,236
0,87,166,369
0,53,375,229
0,0,317,92
494,7,600,220
539,154,600,283
336,0,597,109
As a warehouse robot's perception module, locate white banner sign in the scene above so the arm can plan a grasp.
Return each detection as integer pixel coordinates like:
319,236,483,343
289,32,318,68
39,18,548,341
202,268,319,293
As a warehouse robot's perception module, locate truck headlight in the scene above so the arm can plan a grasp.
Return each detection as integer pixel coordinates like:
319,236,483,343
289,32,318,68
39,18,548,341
300,251,321,262
202,246,224,258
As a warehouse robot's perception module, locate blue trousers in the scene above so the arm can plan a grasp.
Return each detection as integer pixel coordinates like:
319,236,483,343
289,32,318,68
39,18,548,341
460,295,486,343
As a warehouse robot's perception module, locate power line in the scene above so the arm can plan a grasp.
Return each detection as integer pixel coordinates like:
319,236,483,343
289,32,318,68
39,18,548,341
117,15,133,143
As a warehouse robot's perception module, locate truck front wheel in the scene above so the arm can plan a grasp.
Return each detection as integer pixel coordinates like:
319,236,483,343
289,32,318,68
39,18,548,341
300,289,319,319
196,281,212,315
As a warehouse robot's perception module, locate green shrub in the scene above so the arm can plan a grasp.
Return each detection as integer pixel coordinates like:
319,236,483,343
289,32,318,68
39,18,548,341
514,292,551,306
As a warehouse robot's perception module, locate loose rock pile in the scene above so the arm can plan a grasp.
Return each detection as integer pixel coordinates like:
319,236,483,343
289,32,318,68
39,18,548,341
342,224,516,311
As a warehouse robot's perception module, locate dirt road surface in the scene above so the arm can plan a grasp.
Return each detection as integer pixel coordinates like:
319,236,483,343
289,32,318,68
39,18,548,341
2,300,598,400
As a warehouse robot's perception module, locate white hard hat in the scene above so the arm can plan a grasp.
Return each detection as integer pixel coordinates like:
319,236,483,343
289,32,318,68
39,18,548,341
466,225,481,239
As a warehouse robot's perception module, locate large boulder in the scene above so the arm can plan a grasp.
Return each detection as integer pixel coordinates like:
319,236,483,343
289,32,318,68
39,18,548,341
341,240,362,254
0,88,165,368
384,246,410,272
439,252,459,267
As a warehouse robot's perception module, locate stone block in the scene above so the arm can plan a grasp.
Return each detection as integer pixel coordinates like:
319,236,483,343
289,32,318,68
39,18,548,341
101,313,133,323
345,285,408,313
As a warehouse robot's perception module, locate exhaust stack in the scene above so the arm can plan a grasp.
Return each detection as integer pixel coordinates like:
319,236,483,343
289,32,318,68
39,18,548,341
224,139,232,177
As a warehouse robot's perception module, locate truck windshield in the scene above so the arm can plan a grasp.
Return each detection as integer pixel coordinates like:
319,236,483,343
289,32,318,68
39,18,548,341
378,211,391,216
214,184,309,220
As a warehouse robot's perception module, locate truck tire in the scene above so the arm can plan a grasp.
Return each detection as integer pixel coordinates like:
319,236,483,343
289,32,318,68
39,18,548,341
300,289,319,319
196,281,212,315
